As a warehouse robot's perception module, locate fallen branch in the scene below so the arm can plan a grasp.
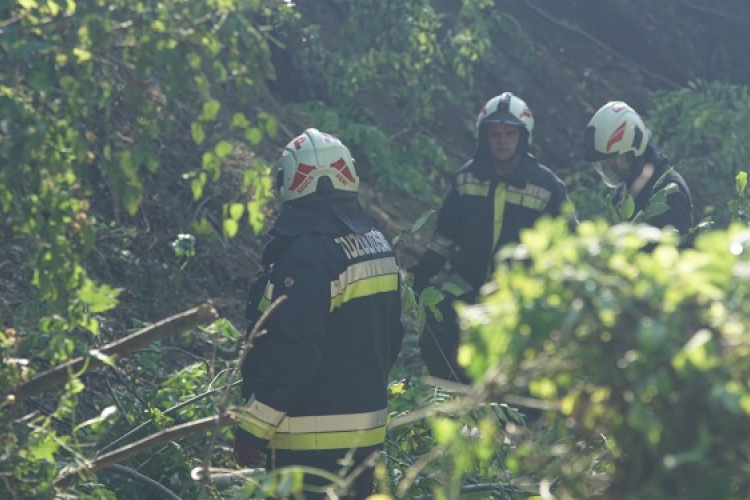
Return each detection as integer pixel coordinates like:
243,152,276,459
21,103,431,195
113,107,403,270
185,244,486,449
11,303,218,403
55,412,236,488
109,464,184,500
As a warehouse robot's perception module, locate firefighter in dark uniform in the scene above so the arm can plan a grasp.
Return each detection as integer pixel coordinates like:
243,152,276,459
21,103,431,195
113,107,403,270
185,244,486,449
233,128,405,499
583,101,693,239
409,92,572,383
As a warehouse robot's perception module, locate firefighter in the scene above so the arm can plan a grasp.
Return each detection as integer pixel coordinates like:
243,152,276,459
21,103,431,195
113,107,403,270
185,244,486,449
233,128,405,499
583,101,694,239
409,92,573,383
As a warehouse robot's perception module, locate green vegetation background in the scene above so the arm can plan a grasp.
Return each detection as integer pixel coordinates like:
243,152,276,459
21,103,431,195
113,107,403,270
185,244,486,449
2,0,750,499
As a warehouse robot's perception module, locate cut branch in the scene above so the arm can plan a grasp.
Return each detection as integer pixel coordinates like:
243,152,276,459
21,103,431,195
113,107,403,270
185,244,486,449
11,303,218,403
55,412,237,488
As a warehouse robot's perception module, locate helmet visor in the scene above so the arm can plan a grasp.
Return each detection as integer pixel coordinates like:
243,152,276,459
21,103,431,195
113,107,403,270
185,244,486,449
593,161,622,189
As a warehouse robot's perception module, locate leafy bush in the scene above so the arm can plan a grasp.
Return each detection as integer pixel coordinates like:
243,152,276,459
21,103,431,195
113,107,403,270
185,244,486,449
649,81,750,226
454,218,750,499
0,0,276,496
293,102,454,202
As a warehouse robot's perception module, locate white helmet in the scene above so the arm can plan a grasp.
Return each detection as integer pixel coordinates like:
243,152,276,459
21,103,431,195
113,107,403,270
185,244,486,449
476,92,534,144
276,128,359,203
584,101,649,161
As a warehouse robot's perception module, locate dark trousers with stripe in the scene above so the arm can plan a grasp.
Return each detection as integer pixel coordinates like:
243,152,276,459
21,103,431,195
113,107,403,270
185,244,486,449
266,445,381,499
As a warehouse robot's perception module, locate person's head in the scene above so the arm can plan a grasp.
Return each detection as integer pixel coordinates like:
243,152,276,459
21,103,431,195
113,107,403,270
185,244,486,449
273,128,371,236
276,128,359,204
476,92,534,172
584,101,650,187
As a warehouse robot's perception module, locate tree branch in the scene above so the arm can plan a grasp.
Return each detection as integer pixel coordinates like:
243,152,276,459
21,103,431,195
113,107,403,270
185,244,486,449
108,464,184,500
11,303,218,403
520,0,680,89
55,412,237,488
680,0,750,25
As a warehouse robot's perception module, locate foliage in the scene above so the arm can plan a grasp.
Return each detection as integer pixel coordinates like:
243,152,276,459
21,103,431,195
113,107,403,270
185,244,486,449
281,0,503,125
728,171,749,223
0,0,277,497
566,168,611,222
453,218,750,499
649,80,750,226
293,102,454,202
3,1,750,499
271,0,523,199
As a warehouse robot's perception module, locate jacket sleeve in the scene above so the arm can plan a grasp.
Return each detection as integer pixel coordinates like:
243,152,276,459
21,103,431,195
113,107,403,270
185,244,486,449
648,185,693,237
410,180,461,290
237,250,330,448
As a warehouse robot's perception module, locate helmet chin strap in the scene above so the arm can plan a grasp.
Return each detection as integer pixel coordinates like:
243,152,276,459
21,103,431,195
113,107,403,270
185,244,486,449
623,154,645,186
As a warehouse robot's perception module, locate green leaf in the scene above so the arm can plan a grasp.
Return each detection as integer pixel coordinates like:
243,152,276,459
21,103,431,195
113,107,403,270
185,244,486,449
736,171,748,195
202,151,221,180
223,218,239,238
29,434,59,463
229,202,244,220
247,199,265,234
191,122,205,145
191,172,207,199
73,48,92,62
215,140,232,158
619,193,636,220
231,112,250,129
201,99,221,121
432,417,458,445
77,278,120,313
245,127,263,145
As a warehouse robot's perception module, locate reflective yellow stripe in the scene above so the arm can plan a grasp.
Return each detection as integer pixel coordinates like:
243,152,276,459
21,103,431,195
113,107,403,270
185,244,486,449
441,273,473,297
457,183,489,196
258,283,274,313
455,172,490,197
277,408,388,433
238,413,278,440
238,397,286,441
493,183,507,253
330,274,398,311
427,233,454,258
506,184,550,212
271,426,386,451
331,257,398,296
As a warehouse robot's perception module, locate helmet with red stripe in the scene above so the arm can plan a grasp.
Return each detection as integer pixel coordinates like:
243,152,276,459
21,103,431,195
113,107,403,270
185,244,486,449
277,128,359,203
476,92,534,145
584,101,649,162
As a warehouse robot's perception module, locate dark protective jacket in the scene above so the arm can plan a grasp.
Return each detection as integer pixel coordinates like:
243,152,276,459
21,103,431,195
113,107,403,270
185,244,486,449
237,221,404,454
411,154,571,297
613,145,693,238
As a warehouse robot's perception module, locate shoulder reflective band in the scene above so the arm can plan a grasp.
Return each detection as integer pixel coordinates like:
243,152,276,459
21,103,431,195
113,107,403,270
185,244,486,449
330,257,399,311
237,397,286,441
456,172,490,197
270,408,388,451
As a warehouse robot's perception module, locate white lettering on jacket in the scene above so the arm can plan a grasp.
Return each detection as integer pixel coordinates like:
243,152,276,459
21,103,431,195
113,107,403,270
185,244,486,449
335,230,391,259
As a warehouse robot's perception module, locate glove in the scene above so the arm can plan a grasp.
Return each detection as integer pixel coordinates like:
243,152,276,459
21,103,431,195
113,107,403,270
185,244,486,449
233,437,266,467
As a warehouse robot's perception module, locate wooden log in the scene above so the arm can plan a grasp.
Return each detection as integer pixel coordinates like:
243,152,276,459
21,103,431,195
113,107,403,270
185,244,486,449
10,303,218,403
